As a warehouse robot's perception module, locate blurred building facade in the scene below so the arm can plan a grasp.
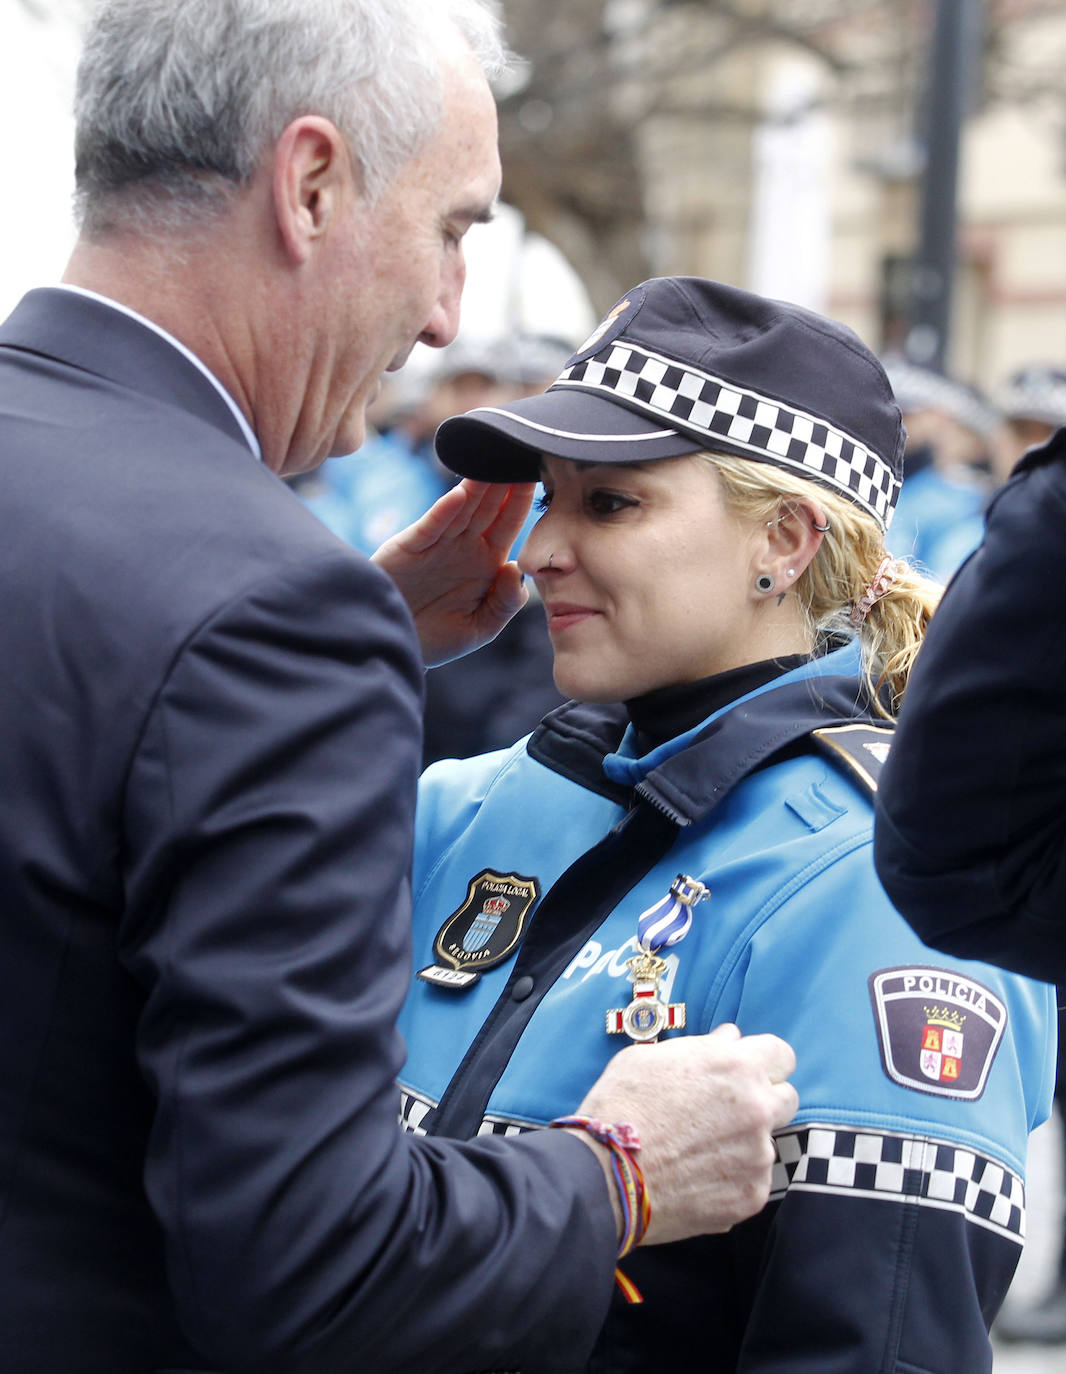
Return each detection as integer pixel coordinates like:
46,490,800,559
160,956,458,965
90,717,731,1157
5,0,1064,399
496,0,1066,395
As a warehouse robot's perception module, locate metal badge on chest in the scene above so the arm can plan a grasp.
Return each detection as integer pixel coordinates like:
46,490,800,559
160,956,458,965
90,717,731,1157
417,869,540,990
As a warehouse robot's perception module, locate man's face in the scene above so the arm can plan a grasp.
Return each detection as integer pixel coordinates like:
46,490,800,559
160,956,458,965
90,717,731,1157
302,43,501,473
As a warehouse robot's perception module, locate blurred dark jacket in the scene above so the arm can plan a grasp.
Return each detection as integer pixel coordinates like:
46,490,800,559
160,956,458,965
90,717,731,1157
875,425,1066,982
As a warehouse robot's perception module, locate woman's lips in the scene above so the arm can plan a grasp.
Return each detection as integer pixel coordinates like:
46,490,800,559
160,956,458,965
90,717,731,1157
545,602,600,632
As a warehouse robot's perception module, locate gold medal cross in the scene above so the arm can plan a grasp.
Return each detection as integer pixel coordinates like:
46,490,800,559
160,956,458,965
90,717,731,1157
606,950,686,1044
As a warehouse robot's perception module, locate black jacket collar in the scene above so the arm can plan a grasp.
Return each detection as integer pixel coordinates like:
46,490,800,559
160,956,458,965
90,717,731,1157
528,672,880,826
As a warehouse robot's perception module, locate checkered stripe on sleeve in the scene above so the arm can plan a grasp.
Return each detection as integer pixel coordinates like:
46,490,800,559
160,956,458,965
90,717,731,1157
557,344,900,530
771,1123,1025,1243
398,1086,534,1139
398,1086,436,1135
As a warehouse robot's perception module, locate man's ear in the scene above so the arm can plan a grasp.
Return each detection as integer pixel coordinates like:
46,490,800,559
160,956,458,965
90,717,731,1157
271,116,353,265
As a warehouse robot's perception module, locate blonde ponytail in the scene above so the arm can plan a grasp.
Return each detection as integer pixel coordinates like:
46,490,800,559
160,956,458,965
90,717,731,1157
698,452,942,718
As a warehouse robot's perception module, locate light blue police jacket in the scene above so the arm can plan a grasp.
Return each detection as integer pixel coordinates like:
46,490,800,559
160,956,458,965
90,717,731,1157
399,641,1055,1373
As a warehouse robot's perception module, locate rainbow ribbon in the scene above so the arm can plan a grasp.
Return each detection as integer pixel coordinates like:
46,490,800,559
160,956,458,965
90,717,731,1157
550,1116,651,1303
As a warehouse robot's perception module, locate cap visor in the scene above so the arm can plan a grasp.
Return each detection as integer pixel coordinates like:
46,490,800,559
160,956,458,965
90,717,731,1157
434,386,702,482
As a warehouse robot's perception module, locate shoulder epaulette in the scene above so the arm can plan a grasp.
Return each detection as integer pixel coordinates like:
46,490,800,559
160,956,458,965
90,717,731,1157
811,723,894,793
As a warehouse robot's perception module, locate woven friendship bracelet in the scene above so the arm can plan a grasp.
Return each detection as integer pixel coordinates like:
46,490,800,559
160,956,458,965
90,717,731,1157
550,1115,651,1304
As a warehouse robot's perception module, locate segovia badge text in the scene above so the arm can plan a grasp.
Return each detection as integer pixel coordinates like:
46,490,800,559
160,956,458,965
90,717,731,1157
417,869,539,991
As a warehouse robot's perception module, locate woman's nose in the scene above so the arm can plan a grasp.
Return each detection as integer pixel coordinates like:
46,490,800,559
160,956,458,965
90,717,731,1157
519,520,564,577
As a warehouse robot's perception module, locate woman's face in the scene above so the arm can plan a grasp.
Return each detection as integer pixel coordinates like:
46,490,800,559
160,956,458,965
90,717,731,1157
519,455,766,703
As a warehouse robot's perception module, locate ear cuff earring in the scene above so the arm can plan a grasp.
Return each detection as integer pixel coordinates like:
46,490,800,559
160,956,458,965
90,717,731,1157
768,513,832,533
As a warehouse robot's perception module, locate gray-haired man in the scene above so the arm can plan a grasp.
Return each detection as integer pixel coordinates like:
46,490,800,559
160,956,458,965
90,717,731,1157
0,3,797,1370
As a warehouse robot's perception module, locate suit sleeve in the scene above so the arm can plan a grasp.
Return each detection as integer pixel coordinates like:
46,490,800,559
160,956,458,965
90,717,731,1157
120,549,616,1373
874,437,1066,981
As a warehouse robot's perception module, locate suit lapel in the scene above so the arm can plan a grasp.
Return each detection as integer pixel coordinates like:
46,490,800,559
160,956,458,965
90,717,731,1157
0,288,251,451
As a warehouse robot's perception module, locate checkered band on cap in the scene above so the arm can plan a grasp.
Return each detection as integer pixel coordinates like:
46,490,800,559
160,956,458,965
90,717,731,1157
996,367,1066,428
557,342,901,530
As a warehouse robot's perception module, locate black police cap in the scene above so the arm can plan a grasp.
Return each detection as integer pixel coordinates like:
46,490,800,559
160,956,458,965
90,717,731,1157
435,276,904,531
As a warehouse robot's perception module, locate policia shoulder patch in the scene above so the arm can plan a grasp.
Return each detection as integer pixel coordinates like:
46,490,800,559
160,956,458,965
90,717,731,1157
417,869,540,991
811,723,894,792
869,966,1007,1100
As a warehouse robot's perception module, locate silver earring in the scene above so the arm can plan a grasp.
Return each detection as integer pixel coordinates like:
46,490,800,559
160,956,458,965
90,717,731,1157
811,517,831,533
755,573,775,594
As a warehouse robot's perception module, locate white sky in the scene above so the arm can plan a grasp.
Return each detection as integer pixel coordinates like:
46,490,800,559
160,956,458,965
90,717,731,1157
0,2,81,319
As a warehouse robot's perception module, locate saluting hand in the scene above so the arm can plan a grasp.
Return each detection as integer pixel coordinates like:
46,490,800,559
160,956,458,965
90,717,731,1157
372,480,535,667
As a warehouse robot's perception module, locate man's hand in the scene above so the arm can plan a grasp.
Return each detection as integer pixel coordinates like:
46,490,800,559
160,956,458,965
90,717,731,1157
570,1024,798,1246
372,480,535,667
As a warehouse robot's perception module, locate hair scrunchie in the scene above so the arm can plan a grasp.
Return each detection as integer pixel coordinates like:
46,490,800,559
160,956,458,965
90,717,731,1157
849,555,899,627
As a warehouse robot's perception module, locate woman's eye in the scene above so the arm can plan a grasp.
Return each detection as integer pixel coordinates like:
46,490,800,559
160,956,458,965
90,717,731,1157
534,490,553,513
587,490,638,517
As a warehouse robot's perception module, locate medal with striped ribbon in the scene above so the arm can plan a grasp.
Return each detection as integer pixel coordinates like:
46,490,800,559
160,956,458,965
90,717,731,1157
606,874,709,1043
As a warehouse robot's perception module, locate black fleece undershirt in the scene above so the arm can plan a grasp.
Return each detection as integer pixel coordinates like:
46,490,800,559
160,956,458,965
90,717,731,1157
625,655,811,754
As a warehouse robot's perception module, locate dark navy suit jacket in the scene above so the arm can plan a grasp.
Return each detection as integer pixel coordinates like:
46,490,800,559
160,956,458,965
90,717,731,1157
0,289,614,1373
